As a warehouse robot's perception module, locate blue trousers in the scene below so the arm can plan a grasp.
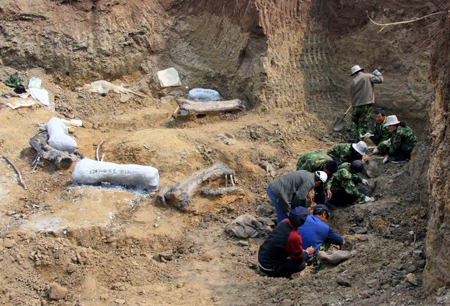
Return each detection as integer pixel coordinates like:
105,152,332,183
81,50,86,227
267,186,288,224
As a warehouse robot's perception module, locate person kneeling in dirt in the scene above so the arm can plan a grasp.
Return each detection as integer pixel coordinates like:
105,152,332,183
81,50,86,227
368,108,392,148
296,151,338,205
327,141,367,164
258,207,314,278
378,115,419,164
297,205,344,264
328,160,374,208
268,170,327,224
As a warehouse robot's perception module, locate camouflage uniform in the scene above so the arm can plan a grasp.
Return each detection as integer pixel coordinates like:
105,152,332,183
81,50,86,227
297,151,334,203
387,125,418,157
327,143,361,164
371,118,392,146
296,151,332,172
350,104,372,141
328,163,365,201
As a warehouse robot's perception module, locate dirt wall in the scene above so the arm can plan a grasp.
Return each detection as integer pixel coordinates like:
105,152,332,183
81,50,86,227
307,0,437,138
0,0,313,111
424,0,450,292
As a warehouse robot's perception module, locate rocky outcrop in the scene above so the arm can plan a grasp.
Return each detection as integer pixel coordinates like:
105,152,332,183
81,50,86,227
424,0,450,292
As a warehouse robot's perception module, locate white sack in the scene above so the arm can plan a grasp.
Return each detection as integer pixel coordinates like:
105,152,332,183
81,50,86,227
29,88,50,105
47,117,78,153
187,88,221,101
156,67,181,87
72,158,159,192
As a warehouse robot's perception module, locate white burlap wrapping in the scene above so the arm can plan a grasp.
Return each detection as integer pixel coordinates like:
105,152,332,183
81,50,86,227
187,88,221,101
47,117,78,153
72,158,159,191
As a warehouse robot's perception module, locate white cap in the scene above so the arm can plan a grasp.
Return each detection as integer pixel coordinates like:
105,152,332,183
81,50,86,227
352,141,367,156
351,65,364,76
384,115,401,127
315,171,328,184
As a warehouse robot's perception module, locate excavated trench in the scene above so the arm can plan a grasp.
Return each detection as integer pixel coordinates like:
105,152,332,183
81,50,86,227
0,0,449,305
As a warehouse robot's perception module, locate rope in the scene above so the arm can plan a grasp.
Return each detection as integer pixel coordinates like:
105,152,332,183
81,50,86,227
367,10,450,33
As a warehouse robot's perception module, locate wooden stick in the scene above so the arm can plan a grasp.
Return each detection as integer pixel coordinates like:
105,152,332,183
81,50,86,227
230,174,235,187
32,156,40,172
3,156,27,190
127,90,146,98
368,10,449,33
96,140,105,161
101,153,106,162
74,150,86,159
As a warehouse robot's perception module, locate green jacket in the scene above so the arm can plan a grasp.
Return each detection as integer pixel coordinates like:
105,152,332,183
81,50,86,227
296,151,332,172
371,118,392,145
328,163,365,200
388,125,418,157
327,143,361,163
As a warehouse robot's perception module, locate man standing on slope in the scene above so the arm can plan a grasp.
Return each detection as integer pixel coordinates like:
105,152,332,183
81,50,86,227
349,65,383,142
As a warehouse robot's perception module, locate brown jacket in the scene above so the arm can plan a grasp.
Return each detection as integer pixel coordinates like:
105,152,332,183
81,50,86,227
350,72,383,107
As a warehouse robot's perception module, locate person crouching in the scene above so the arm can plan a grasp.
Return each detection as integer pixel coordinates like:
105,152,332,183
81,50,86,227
258,207,314,278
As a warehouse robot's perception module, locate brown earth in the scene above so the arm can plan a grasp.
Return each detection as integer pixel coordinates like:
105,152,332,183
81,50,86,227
0,0,449,305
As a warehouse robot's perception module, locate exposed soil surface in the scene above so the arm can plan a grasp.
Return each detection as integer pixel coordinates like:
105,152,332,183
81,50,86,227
0,0,448,305
0,72,439,305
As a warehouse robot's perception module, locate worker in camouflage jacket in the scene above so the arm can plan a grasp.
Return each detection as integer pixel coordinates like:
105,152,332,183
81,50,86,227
380,115,419,163
296,151,338,204
327,141,367,164
327,160,374,208
370,108,392,146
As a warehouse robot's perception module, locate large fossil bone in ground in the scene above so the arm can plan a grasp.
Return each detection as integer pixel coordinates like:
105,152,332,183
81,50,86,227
30,131,75,169
318,250,357,265
72,158,159,191
47,117,78,153
157,162,241,211
175,99,246,118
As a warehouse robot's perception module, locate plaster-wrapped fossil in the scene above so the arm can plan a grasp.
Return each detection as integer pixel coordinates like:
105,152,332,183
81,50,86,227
72,158,159,191
47,117,77,153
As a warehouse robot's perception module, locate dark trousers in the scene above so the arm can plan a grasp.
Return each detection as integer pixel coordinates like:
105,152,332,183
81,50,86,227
314,185,326,204
263,258,306,278
393,142,412,160
329,188,360,207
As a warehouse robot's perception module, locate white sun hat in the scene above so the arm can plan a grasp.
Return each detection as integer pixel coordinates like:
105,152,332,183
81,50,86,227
352,141,367,156
384,115,401,127
351,65,364,76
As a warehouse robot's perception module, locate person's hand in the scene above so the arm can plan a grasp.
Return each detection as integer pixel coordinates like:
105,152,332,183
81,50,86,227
310,202,317,207
364,196,374,202
362,179,369,186
383,156,389,164
360,132,373,138
342,239,345,245
306,247,314,255
327,190,333,199
387,139,392,146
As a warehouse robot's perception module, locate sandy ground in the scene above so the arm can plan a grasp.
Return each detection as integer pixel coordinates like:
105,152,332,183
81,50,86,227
0,75,441,306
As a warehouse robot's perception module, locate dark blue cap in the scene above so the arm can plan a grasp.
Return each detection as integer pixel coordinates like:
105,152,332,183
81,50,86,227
289,207,309,228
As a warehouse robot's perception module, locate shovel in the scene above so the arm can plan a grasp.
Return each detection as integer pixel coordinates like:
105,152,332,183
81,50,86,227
333,105,352,132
